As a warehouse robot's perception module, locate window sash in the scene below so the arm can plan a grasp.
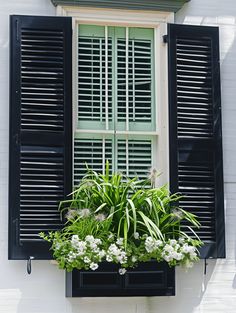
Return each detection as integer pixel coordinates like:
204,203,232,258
77,24,155,132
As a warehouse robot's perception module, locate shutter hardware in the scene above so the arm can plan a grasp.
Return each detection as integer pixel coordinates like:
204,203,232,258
27,256,34,275
204,258,208,275
163,35,168,43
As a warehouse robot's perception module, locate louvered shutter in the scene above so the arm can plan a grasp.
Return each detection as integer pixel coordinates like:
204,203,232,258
168,24,225,258
9,15,72,260
117,139,152,180
74,137,113,185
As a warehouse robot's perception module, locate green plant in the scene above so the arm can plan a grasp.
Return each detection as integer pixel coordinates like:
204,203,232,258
40,162,203,273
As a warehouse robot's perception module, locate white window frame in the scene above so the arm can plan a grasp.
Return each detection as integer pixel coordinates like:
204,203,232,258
57,5,174,186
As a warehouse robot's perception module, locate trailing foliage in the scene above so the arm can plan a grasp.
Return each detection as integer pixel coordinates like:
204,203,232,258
40,163,203,273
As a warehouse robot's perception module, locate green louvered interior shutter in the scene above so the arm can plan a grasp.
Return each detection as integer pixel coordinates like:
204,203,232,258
75,25,155,184
9,15,72,260
168,24,225,258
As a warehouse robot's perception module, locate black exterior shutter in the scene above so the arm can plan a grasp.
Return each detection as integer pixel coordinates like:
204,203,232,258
9,15,72,260
168,24,225,258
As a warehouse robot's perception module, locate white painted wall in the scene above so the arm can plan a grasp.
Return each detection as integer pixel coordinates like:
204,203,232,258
0,0,236,312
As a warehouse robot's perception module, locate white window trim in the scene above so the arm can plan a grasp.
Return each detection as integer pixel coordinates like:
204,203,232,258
57,5,173,186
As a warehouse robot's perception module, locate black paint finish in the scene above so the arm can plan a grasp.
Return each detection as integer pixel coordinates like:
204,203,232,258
168,24,225,259
9,15,72,260
66,261,175,297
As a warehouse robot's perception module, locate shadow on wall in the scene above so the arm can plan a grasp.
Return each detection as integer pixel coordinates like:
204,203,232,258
147,259,216,313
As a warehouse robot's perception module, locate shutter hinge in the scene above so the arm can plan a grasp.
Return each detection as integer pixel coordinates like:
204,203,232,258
163,35,168,44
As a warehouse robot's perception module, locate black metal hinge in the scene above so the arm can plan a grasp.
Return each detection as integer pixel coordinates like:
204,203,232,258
163,35,168,43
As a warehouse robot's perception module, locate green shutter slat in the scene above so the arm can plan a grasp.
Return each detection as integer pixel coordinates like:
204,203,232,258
117,139,152,180
168,23,225,258
74,138,113,185
9,15,72,260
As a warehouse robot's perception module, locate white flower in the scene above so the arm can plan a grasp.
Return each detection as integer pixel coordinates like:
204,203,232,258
68,251,77,262
181,244,196,255
156,240,163,247
55,243,61,250
170,251,183,261
148,167,158,185
95,213,106,221
106,255,113,262
85,235,94,242
145,237,163,253
132,256,137,263
116,238,124,246
71,235,79,242
178,237,185,244
84,256,91,263
163,254,172,262
134,232,140,239
163,244,174,253
94,238,102,245
66,209,78,219
90,262,99,271
119,268,127,275
108,233,114,241
79,208,91,218
98,250,106,258
172,209,184,220
90,242,98,250
169,239,177,246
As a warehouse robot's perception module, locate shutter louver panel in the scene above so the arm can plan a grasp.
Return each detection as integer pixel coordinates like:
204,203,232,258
117,39,152,124
20,147,64,242
176,38,214,138
168,24,225,258
74,138,113,185
21,29,64,132
9,15,72,260
78,36,112,124
178,150,216,242
117,139,152,179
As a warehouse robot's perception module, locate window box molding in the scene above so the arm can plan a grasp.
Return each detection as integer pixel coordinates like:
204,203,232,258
66,261,175,297
52,0,190,13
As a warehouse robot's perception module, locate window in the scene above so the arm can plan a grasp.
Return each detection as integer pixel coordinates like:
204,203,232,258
9,14,225,262
74,24,156,183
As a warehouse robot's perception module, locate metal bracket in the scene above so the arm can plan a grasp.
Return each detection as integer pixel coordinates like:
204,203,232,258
163,35,168,43
204,258,208,275
27,256,35,275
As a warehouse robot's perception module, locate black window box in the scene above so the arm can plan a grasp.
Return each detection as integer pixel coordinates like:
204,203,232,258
66,261,175,297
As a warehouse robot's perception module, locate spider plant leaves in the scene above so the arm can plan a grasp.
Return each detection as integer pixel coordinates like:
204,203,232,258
57,162,202,247
137,211,164,240
127,199,137,233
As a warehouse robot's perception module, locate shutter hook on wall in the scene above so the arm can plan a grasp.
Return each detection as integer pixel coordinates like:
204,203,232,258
27,256,35,275
204,258,208,275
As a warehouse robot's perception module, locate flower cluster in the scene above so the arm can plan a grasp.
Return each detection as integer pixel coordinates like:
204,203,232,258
42,231,200,274
160,238,198,267
65,234,106,271
106,242,127,264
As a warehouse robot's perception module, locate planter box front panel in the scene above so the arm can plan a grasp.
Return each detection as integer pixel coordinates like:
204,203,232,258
66,261,175,297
